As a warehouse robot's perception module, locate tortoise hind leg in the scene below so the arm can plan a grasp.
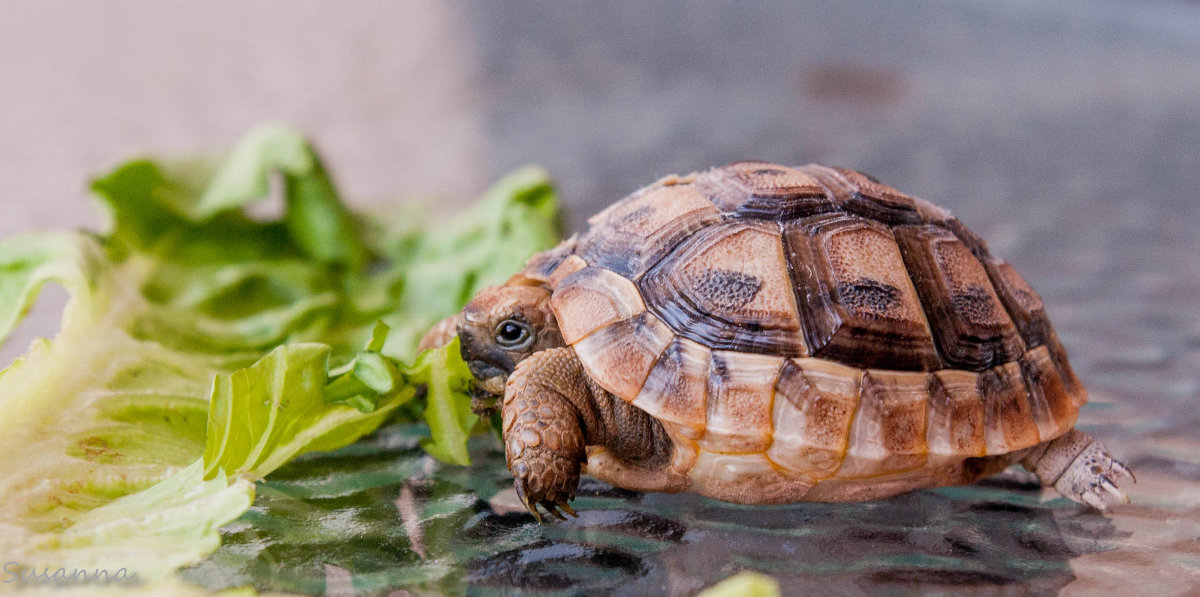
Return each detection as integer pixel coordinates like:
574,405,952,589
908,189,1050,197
1020,429,1134,511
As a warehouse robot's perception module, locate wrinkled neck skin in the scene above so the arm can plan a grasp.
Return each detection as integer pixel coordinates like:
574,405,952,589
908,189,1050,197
570,367,672,471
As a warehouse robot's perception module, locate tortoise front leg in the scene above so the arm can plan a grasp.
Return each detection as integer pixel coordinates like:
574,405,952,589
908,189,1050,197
502,346,672,521
502,347,590,521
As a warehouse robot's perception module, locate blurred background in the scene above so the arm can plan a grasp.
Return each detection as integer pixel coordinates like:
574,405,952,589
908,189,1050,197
3,1,1199,593
6,1,1199,235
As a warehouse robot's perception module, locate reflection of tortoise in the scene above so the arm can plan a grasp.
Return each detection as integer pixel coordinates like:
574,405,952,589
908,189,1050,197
423,162,1132,520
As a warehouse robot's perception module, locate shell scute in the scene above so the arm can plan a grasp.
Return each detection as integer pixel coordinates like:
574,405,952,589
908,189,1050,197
767,358,861,478
522,237,580,284
1020,345,1078,441
926,369,987,457
945,217,993,261
699,161,835,219
577,181,721,278
837,370,930,477
1046,332,1087,405
633,337,710,439
640,221,806,356
985,259,1052,349
808,165,924,225
699,350,784,454
572,311,673,402
894,224,1025,370
550,266,646,345
545,254,587,288
784,213,940,370
913,196,954,224
979,362,1041,453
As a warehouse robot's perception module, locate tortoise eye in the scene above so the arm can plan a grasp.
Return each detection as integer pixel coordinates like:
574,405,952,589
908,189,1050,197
495,319,533,349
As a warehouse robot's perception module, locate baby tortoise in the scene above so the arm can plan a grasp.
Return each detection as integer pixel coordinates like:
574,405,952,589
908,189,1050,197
421,162,1133,521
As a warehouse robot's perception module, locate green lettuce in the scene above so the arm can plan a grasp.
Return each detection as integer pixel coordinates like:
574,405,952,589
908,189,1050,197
0,126,560,585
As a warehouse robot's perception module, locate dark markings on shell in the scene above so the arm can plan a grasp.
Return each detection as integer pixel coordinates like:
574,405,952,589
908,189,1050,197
951,285,999,324
634,337,709,431
944,214,1051,353
704,352,732,438
945,218,993,261
983,259,1052,349
753,167,788,177
784,211,942,370
926,370,986,455
1018,346,1078,438
639,221,806,356
835,278,900,315
775,360,811,411
556,161,1072,390
574,182,724,279
710,352,731,381
978,363,1041,451
892,223,1024,371
695,269,763,310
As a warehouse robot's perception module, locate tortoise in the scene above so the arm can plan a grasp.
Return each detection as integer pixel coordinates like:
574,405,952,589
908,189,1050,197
420,161,1133,521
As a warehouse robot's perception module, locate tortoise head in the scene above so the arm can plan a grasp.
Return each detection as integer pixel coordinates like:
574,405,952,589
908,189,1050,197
458,283,565,398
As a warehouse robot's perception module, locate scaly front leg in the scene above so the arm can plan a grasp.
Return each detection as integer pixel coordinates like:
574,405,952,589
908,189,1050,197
502,347,590,521
501,346,672,521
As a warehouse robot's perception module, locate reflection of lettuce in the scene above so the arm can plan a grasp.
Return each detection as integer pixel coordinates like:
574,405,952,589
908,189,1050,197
0,126,559,585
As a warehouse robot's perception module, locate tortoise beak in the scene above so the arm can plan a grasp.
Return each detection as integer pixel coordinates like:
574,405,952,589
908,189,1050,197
458,326,516,395
467,362,508,396
465,362,506,416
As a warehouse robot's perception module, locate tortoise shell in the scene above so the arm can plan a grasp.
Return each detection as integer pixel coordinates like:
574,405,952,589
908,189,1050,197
519,162,1084,500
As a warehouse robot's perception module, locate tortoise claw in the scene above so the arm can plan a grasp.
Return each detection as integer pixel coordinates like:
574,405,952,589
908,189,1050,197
512,475,579,523
558,501,578,518
501,363,585,524
1111,458,1136,484
1053,439,1133,511
542,501,568,521
1098,474,1131,505
514,481,543,523
1081,488,1108,511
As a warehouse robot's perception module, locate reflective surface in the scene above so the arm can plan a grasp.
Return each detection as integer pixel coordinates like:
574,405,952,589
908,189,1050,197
181,417,1197,595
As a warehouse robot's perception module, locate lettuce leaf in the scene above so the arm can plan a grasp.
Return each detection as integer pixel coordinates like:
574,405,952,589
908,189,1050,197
200,343,413,483
0,126,559,585
405,337,478,466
